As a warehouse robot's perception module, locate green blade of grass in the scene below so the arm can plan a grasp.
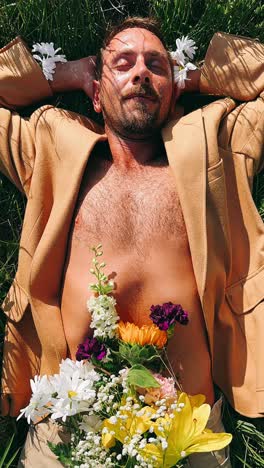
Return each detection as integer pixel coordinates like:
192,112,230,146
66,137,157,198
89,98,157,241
0,433,15,467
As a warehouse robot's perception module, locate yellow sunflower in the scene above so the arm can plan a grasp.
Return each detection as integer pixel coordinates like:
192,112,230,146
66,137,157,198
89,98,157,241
118,321,167,348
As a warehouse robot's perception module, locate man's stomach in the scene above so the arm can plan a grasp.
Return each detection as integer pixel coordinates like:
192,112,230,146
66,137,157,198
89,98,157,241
61,240,215,404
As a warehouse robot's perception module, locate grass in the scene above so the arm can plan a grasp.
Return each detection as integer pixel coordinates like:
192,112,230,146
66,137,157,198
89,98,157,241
0,0,264,466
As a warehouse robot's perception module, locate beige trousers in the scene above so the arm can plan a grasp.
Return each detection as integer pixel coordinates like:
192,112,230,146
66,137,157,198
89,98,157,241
18,398,231,467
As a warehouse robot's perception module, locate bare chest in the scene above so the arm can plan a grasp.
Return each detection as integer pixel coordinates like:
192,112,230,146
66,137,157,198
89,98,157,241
71,161,187,251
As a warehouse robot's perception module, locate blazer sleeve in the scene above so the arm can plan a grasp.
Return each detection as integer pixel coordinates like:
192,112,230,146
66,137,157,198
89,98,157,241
0,37,53,194
201,33,264,175
200,32,264,102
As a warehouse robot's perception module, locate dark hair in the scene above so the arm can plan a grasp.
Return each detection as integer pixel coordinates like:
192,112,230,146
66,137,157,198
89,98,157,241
95,16,173,80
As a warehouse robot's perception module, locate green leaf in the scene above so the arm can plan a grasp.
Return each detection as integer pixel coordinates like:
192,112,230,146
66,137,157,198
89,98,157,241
48,442,73,466
118,342,161,368
127,364,160,389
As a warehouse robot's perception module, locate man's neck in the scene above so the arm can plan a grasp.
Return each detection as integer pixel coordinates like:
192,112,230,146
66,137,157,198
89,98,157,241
105,124,166,170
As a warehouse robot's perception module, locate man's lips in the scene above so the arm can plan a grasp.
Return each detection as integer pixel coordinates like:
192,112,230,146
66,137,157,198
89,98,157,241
123,93,157,102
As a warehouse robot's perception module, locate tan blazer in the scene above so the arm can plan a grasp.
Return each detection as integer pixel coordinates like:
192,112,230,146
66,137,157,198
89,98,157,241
0,33,264,418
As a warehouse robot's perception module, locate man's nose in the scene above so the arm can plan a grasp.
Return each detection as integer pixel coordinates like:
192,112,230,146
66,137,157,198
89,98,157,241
132,58,151,84
133,74,150,84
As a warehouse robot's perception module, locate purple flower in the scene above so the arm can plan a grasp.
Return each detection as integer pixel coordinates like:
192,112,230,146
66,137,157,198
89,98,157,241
76,337,107,362
150,302,189,331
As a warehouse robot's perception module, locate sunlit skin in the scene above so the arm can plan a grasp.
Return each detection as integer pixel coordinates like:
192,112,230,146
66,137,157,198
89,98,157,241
61,27,215,405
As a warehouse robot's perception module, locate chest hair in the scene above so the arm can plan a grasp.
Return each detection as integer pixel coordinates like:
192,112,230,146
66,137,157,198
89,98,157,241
71,158,187,253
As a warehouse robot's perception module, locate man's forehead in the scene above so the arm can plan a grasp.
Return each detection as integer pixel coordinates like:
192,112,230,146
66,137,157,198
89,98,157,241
105,27,167,56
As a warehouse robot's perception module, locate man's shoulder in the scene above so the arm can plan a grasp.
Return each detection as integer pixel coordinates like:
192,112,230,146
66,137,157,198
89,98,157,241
35,105,104,136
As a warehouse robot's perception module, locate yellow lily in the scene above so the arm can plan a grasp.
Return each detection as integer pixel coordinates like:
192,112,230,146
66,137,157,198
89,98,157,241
188,393,206,408
102,400,155,449
142,392,232,467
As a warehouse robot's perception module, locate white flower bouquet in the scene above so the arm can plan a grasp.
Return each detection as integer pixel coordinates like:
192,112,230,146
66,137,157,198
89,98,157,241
18,245,232,467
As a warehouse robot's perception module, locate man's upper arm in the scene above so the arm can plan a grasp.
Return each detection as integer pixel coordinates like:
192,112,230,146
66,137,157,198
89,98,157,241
0,37,53,195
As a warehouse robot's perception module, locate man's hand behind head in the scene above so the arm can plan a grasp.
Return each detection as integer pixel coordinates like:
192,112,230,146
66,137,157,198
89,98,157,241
184,68,201,93
50,56,96,99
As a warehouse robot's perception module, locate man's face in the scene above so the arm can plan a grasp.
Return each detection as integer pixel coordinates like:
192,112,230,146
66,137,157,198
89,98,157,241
93,27,174,138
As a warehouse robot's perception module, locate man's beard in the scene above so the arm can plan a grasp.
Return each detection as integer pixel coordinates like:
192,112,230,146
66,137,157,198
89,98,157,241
101,84,167,138
104,101,161,136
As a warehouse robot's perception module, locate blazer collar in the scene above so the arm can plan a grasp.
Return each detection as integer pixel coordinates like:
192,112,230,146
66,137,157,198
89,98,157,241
162,108,207,301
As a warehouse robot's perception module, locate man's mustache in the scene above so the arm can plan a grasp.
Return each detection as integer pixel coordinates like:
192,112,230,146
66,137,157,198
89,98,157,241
122,84,159,101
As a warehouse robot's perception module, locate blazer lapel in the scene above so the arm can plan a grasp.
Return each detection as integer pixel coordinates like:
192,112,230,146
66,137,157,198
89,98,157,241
162,108,207,301
30,118,106,304
29,116,107,369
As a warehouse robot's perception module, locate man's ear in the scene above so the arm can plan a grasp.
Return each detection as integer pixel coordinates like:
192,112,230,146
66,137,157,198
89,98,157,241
92,80,102,113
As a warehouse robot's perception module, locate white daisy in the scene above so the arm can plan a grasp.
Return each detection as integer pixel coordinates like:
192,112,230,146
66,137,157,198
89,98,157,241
170,35,197,87
50,371,96,421
175,35,197,60
32,42,66,81
174,61,197,88
17,375,53,424
170,48,185,67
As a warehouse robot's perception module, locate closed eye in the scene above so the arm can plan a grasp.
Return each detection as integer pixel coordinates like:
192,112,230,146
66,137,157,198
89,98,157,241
114,59,133,71
148,60,167,74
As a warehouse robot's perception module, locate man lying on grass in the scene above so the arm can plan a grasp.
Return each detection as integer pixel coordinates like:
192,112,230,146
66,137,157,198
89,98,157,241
0,16,263,468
